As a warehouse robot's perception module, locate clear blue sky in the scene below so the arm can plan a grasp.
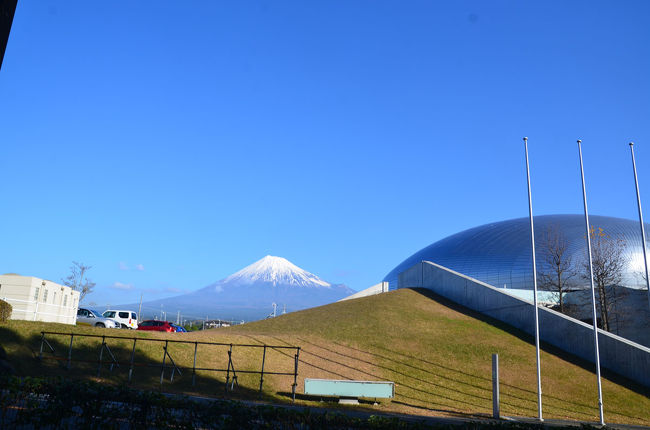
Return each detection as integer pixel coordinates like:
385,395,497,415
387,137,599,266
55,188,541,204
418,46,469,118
1,1,649,307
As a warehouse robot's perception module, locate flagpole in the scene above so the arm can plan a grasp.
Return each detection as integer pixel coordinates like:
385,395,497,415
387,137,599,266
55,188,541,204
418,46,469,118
577,139,605,426
629,142,650,310
524,137,543,421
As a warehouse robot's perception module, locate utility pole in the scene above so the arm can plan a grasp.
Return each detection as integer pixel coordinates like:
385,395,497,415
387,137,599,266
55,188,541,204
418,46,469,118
524,137,543,421
577,139,605,426
137,293,143,322
629,142,650,310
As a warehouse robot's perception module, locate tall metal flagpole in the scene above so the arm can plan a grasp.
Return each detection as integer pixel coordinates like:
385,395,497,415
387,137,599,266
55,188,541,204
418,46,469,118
524,137,543,421
629,142,650,310
577,139,605,426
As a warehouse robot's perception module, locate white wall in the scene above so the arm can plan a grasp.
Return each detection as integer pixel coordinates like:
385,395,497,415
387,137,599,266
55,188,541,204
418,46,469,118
0,275,80,325
338,282,389,302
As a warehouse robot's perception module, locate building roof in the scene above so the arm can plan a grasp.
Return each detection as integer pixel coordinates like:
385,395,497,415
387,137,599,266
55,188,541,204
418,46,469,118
384,214,649,291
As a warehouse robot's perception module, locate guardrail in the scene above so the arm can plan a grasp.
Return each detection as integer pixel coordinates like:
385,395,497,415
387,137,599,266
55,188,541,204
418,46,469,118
38,331,301,400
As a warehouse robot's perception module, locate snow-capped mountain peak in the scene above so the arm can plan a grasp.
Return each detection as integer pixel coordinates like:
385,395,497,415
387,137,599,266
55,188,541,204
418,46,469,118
223,255,331,288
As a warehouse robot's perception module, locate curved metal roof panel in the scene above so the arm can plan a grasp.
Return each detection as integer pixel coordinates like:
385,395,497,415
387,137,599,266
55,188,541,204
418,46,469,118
383,214,649,291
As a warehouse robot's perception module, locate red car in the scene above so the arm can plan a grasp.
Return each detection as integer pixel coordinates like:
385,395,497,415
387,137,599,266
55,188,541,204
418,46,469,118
136,320,176,332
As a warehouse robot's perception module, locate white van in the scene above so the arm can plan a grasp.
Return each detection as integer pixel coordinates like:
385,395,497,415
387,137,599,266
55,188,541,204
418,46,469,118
102,309,138,329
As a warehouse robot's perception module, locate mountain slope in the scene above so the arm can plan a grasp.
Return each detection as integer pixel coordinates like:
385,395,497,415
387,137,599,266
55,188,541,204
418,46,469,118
131,256,354,321
221,255,331,287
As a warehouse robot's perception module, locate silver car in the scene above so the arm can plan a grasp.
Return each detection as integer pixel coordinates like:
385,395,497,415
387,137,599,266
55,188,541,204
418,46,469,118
76,308,119,328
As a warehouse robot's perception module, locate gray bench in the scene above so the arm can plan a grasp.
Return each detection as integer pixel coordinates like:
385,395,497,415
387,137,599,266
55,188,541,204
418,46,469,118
304,378,395,404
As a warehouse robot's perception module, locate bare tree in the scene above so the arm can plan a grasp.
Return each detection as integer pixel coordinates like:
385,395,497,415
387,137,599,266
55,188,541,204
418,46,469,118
582,226,627,332
537,225,575,313
62,261,96,303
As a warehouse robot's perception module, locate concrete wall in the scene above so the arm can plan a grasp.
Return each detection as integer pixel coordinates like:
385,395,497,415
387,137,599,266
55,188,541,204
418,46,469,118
398,261,650,388
338,282,389,302
563,289,650,348
0,275,80,325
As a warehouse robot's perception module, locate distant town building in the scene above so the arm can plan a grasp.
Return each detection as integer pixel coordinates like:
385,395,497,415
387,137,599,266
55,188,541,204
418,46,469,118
0,274,79,325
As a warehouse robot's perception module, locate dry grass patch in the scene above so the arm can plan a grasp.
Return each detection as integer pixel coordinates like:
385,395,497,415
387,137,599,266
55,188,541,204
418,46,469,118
223,288,650,425
1,288,649,426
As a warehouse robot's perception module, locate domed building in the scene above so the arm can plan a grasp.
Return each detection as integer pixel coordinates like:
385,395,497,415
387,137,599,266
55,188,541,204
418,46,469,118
381,214,650,387
384,214,650,349
384,214,649,293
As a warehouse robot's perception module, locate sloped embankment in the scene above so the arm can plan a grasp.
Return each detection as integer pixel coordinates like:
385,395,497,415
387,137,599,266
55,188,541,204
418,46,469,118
222,288,650,425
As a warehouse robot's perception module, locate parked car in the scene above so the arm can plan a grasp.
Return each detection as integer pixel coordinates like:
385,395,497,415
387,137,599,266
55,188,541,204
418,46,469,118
136,320,176,332
76,308,119,328
102,309,138,329
169,323,187,332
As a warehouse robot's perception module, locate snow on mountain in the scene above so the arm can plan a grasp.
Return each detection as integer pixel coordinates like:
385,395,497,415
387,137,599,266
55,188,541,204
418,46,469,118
121,255,355,321
221,255,331,288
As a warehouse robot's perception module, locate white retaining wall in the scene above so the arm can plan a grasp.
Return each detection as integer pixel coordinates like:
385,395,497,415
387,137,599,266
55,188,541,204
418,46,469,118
338,282,389,302
398,261,650,388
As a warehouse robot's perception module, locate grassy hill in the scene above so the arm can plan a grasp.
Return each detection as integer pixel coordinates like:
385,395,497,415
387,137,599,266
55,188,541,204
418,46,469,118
1,288,649,425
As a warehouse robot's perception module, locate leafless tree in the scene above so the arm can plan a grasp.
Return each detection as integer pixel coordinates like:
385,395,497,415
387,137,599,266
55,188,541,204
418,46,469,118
537,225,576,313
62,261,96,303
582,226,627,332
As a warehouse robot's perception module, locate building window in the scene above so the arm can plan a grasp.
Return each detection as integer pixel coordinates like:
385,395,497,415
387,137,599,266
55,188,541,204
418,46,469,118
63,295,68,307
53,292,57,304
43,289,48,303
34,287,39,301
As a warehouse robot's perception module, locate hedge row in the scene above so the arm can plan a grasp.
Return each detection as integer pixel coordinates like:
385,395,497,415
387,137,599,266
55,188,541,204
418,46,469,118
0,299,11,322
0,376,600,430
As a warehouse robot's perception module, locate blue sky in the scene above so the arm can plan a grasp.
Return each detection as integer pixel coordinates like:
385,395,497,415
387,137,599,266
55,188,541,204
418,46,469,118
1,1,649,308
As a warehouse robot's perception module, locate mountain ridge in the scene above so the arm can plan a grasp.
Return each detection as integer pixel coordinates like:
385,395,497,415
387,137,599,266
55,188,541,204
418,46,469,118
119,255,354,321
219,255,332,288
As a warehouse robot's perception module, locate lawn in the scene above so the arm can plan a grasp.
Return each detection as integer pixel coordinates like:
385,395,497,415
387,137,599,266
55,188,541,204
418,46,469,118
1,288,648,426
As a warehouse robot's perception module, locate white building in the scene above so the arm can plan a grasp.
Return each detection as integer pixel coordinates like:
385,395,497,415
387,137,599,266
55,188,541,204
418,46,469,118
0,274,79,325
338,282,390,302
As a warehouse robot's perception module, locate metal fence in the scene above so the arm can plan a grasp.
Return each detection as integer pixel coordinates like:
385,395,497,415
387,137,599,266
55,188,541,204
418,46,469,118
38,331,301,400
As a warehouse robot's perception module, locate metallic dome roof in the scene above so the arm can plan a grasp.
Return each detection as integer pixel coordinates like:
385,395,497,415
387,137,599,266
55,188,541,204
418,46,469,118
384,214,649,291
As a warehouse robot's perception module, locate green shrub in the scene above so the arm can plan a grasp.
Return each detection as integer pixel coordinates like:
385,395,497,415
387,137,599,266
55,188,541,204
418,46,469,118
0,300,11,322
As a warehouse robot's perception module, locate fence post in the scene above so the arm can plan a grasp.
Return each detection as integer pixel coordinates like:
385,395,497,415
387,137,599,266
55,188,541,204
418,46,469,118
38,332,45,361
192,342,198,386
128,338,137,383
292,347,300,402
97,336,106,377
225,344,233,395
160,340,168,386
492,353,500,419
258,345,267,399
67,334,74,370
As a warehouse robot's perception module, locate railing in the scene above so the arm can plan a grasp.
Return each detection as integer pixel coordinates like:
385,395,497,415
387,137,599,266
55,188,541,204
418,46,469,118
1,297,76,324
37,331,301,400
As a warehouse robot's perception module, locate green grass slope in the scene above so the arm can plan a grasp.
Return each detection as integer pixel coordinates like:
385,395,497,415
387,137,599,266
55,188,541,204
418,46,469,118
224,288,650,425
0,288,648,425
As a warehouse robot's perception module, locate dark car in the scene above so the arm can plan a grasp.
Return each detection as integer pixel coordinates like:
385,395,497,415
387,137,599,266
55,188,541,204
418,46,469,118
169,323,187,332
136,320,175,332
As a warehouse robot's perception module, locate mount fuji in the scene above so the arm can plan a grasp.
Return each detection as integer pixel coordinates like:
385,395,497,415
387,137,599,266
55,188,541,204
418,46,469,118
127,256,355,322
